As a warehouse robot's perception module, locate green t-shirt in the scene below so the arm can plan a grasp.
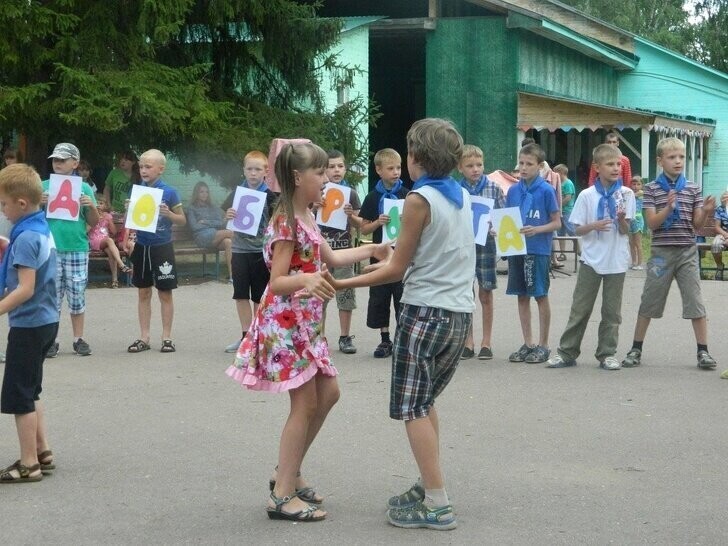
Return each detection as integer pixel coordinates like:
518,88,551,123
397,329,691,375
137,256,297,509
105,168,132,213
561,178,576,216
42,179,97,252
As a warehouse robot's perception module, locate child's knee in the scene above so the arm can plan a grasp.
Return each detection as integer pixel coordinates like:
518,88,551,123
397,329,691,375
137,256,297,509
138,287,153,301
157,289,173,303
478,288,493,305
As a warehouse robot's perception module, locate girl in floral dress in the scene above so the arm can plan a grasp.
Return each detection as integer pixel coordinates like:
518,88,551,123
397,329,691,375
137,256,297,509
226,142,390,522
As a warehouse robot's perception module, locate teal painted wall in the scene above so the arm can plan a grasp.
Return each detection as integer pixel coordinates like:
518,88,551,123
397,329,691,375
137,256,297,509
518,33,618,105
618,39,728,197
427,17,519,172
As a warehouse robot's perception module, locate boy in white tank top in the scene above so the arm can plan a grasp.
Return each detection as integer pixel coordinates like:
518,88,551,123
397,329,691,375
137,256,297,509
329,118,475,530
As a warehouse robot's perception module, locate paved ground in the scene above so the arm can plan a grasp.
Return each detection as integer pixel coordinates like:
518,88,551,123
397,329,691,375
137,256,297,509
2,267,728,545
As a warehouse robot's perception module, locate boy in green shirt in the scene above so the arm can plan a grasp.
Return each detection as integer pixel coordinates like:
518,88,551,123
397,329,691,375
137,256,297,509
41,143,98,357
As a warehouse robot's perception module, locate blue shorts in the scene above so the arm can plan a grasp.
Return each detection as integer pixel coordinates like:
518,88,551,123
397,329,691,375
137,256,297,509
506,254,551,298
557,216,576,237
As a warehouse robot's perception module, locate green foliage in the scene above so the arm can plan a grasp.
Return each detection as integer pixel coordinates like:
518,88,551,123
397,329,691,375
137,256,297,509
559,0,727,73
0,0,373,182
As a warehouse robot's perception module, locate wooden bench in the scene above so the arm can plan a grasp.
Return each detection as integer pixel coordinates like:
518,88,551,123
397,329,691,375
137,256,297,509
695,224,727,280
88,222,223,283
552,236,579,273
172,224,222,279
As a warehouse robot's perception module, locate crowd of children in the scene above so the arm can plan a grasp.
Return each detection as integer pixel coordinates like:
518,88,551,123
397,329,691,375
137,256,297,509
1,128,727,535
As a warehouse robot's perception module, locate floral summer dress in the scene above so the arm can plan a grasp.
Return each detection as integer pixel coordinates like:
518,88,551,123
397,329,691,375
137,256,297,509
226,214,336,392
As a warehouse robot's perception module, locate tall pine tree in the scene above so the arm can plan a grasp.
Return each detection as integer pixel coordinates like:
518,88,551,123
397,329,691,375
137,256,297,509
0,0,369,180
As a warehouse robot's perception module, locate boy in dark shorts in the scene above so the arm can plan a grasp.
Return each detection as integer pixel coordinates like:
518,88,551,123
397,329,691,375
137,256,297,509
127,149,186,354
222,150,277,353
0,164,59,483
358,148,408,358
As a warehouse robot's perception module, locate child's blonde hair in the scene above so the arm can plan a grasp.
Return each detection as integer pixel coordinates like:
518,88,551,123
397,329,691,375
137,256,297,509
407,118,463,178
553,163,569,177
592,143,622,165
656,137,685,158
273,142,328,232
0,164,42,204
244,150,267,165
461,144,484,161
139,149,166,166
373,148,401,167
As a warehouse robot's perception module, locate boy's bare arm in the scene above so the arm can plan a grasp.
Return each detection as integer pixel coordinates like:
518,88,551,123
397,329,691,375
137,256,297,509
82,194,100,227
162,204,187,226
333,193,428,288
714,218,728,239
693,195,716,230
360,214,390,236
0,267,36,315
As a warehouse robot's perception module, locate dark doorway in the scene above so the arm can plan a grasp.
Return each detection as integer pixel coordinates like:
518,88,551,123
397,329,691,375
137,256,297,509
368,32,426,189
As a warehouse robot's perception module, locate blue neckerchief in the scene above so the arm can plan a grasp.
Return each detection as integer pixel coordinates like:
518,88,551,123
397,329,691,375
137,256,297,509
242,179,268,193
375,179,403,214
461,175,487,196
655,173,686,229
0,211,50,294
517,176,545,219
594,178,622,222
413,175,463,209
339,179,350,188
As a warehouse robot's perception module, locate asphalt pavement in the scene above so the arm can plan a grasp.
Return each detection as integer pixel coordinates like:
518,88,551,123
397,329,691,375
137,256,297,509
2,268,727,545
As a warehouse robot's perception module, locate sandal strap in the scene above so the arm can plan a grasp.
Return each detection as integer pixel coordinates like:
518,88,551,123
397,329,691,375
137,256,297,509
37,450,53,464
269,491,294,509
0,461,40,480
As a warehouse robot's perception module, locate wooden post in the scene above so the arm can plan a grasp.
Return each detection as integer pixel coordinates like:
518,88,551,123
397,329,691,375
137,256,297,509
429,0,439,18
640,126,650,180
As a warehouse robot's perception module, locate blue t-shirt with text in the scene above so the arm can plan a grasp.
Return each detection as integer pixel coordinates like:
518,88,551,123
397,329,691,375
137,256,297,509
506,177,559,255
6,230,59,327
135,179,182,246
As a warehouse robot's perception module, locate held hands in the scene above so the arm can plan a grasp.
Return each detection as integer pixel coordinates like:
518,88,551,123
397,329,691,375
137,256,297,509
520,225,539,238
377,213,390,226
371,241,394,263
303,265,336,301
667,190,677,210
592,218,613,232
343,203,353,217
80,194,93,208
159,203,172,218
225,207,236,220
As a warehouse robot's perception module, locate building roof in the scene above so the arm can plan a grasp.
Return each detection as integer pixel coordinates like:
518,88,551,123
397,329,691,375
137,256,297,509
341,16,387,33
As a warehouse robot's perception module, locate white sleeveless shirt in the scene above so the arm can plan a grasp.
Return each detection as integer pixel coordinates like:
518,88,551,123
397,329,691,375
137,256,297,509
401,185,476,313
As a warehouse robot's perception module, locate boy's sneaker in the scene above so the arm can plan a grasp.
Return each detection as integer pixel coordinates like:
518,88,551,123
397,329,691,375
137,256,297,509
387,482,425,509
73,338,92,356
460,347,475,360
546,354,576,368
697,350,717,370
599,356,621,370
721,369,728,379
373,341,393,358
338,335,357,354
508,344,533,362
622,348,642,368
224,340,241,353
387,501,457,531
46,342,59,359
477,347,493,360
524,345,550,364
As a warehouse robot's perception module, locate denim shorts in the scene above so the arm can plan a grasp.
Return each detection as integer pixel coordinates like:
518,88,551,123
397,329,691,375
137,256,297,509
506,254,551,298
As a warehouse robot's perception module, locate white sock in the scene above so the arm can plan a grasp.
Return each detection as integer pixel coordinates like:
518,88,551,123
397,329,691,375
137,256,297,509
424,488,450,508
73,337,80,343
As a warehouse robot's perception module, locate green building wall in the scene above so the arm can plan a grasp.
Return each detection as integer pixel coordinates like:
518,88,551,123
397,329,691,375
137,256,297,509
426,17,519,173
618,38,728,197
518,33,618,106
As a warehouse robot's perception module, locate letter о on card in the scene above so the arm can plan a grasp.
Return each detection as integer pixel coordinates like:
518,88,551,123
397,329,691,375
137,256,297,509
316,183,351,231
381,198,405,244
226,186,266,236
490,207,527,256
125,185,164,233
47,174,83,221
